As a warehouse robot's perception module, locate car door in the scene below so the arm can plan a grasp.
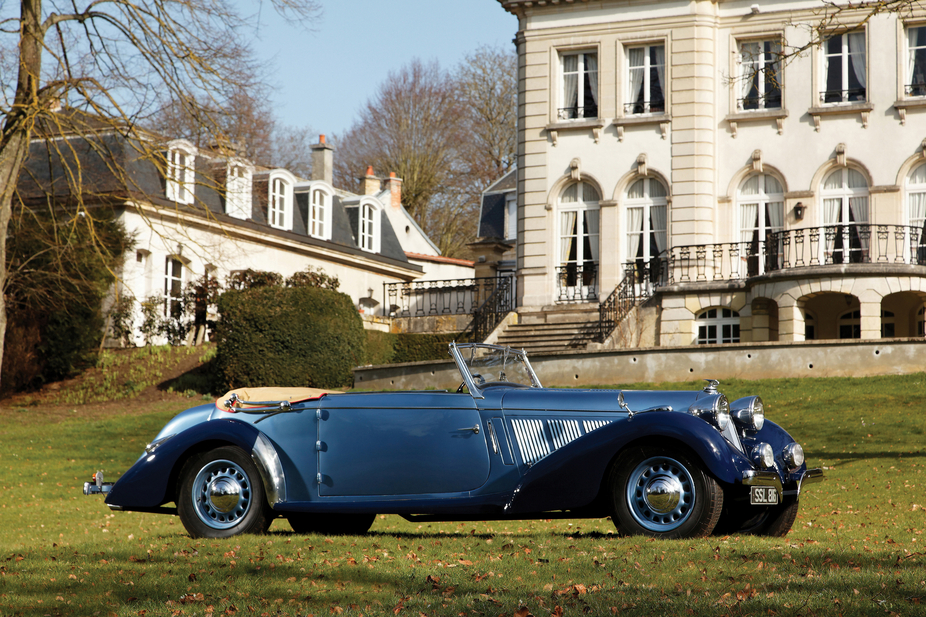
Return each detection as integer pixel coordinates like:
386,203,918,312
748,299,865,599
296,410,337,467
317,392,490,497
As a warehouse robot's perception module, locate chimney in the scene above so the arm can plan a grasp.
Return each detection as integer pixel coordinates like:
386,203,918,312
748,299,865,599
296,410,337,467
311,134,334,184
384,172,403,209
360,165,380,196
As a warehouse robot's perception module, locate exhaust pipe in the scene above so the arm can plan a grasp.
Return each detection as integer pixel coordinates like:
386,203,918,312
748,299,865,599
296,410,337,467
83,470,114,495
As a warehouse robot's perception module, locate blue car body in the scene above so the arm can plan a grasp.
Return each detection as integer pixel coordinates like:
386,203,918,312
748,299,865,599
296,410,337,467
91,343,822,539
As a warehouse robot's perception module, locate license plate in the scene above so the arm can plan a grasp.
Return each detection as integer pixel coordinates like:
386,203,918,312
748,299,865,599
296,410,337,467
750,486,779,505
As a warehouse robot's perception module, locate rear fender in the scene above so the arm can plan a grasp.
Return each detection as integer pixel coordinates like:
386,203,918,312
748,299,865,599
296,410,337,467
506,411,750,514
104,419,285,511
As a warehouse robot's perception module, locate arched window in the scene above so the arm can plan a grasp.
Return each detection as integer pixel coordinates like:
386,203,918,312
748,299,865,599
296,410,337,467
906,163,926,263
821,168,869,263
838,309,861,339
166,142,195,204
309,187,332,240
738,174,784,275
625,177,667,265
225,163,252,220
266,170,295,230
696,308,740,344
359,201,380,253
558,181,600,301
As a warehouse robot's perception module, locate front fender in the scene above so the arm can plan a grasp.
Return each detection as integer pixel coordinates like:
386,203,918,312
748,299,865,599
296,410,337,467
506,411,751,514
104,419,285,511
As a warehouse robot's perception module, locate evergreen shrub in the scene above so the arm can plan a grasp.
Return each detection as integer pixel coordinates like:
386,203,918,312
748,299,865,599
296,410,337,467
215,286,365,389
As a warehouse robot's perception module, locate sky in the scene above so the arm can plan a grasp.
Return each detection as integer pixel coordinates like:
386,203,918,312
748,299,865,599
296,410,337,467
241,0,519,137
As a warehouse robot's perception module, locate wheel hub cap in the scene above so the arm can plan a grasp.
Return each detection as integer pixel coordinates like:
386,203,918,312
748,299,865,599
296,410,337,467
208,477,242,513
644,477,682,513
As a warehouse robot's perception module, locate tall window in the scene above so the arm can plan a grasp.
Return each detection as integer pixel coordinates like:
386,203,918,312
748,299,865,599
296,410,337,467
822,168,869,263
738,40,781,110
838,309,861,339
505,193,517,241
626,177,668,265
627,45,665,114
560,51,598,120
269,178,287,228
739,174,784,275
225,164,251,220
309,187,330,239
696,308,740,344
360,202,376,252
166,148,194,204
908,163,926,263
822,31,866,103
164,258,183,318
558,182,600,301
907,26,926,97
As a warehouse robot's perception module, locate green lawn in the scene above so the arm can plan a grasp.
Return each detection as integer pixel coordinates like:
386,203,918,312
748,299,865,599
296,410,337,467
1,374,924,616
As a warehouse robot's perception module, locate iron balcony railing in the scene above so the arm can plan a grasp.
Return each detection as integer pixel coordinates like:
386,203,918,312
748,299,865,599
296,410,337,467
648,223,926,287
556,263,598,302
905,83,926,97
819,88,866,104
557,106,598,121
623,99,666,115
384,276,511,319
472,275,514,342
737,92,782,111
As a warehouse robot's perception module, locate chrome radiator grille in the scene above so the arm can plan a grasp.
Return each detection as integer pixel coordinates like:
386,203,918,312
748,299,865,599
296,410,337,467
510,417,612,466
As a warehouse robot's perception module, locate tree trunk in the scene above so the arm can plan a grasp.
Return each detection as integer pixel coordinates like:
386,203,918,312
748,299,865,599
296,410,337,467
0,0,45,392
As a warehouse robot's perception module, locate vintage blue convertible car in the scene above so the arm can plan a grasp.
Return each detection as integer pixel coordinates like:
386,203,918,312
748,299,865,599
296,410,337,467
85,343,822,539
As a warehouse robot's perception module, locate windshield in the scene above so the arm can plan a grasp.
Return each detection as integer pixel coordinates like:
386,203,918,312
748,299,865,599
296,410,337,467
451,343,541,389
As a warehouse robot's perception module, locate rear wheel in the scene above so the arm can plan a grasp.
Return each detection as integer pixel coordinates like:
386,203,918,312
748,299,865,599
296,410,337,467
177,446,271,539
287,513,376,535
609,446,722,539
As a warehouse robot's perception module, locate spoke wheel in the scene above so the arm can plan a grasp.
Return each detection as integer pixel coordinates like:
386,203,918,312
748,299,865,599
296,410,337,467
610,446,722,539
178,446,270,539
287,513,376,536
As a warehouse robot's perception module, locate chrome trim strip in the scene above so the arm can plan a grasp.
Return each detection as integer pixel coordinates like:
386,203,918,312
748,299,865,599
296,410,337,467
251,432,287,506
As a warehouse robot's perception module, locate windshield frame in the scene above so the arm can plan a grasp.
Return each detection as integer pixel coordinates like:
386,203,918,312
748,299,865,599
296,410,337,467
449,342,542,399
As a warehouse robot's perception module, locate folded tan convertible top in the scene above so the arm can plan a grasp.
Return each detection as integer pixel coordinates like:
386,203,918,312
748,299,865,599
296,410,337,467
216,387,341,411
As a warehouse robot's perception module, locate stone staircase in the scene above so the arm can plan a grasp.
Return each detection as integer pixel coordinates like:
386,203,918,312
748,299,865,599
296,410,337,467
494,304,601,355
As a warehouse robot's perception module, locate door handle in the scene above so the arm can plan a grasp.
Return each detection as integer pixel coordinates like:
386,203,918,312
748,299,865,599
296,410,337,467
457,425,480,434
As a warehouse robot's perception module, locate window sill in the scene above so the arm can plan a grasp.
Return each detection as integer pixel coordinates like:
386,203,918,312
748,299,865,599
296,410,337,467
612,114,671,141
545,118,606,146
724,109,788,138
893,98,926,125
807,102,874,132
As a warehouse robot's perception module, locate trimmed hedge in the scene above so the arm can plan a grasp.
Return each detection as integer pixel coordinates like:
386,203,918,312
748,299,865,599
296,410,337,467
363,331,469,366
215,286,365,389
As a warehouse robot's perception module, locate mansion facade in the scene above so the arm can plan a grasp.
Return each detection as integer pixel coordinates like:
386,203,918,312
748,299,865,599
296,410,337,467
497,0,926,347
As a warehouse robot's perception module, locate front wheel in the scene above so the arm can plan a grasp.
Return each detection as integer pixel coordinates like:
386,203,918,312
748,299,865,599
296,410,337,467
177,446,271,539
609,446,722,539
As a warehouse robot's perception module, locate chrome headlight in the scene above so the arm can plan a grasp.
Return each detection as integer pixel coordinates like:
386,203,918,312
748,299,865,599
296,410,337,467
689,394,730,431
731,396,765,432
751,442,775,469
782,443,805,471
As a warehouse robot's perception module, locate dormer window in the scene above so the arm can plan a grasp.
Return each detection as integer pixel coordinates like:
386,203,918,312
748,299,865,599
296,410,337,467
358,199,381,253
309,186,333,240
165,141,195,204
225,161,252,220
266,170,296,230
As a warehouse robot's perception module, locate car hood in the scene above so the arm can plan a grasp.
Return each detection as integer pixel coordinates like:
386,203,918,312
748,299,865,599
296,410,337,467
499,388,708,413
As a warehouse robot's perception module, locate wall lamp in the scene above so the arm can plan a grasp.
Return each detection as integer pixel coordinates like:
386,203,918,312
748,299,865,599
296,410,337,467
794,202,805,221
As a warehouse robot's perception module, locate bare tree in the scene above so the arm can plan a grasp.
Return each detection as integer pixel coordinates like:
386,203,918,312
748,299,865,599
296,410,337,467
333,59,464,223
334,47,517,257
0,0,321,388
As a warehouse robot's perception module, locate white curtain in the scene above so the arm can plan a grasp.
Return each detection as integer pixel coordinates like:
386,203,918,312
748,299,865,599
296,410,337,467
628,48,645,108
585,53,599,108
849,196,870,254
767,201,784,231
563,54,578,111
848,31,867,89
824,197,842,256
651,205,667,254
740,203,758,243
910,28,920,87
561,211,577,264
740,42,757,103
627,207,644,260
910,191,926,226
585,210,600,262
654,45,666,102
